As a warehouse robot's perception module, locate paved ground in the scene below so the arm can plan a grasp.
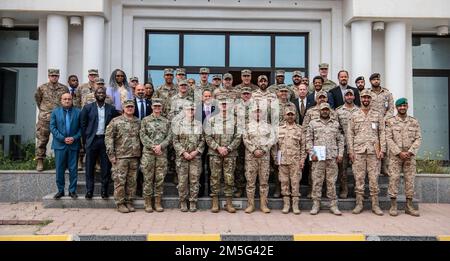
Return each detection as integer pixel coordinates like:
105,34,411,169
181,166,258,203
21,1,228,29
0,202,449,236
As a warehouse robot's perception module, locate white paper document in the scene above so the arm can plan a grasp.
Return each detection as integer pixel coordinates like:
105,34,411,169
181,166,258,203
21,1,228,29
310,146,326,161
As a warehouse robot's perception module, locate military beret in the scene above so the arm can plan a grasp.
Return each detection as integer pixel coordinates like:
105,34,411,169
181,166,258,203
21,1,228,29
276,70,285,77
278,84,289,92
241,87,252,94
360,89,372,97
223,73,233,80
212,74,221,80
176,68,186,75
317,90,328,98
319,63,329,69
178,79,188,86
292,70,302,77
319,102,331,110
241,69,252,76
88,69,99,75
369,73,381,81
164,68,174,75
152,98,163,106
355,76,365,83
130,76,138,82
122,99,135,107
395,98,408,107
344,89,354,95
258,75,268,81
199,67,210,74
48,68,60,76
95,78,105,84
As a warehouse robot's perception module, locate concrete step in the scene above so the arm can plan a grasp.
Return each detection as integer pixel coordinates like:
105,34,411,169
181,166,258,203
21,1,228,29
42,193,418,211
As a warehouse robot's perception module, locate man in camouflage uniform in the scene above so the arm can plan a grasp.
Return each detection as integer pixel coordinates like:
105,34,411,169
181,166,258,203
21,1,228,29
347,89,386,215
211,74,222,91
308,63,337,93
172,103,205,212
355,76,365,92
277,107,306,214
234,69,258,92
154,68,178,117
252,75,279,125
204,97,241,213
307,103,344,215
140,98,172,213
192,67,214,102
82,78,114,106
289,70,303,100
268,69,286,94
105,99,141,213
386,98,422,217
175,68,186,84
34,68,69,171
276,85,296,125
77,69,98,107
369,73,395,176
335,89,360,198
243,105,276,213
129,76,139,94
213,73,240,101
168,80,193,121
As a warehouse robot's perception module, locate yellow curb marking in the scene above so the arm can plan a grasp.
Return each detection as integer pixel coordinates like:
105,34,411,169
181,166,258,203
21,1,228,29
437,235,450,241
147,234,221,241
294,234,366,241
0,235,72,241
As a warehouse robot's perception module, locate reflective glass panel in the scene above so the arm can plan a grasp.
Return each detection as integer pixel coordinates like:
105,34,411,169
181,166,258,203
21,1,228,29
184,35,225,67
230,35,271,67
275,36,306,68
148,34,179,66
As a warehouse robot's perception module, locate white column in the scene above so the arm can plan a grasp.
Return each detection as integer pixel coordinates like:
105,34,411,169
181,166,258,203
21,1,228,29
351,20,372,82
83,15,104,82
46,14,68,81
385,21,407,101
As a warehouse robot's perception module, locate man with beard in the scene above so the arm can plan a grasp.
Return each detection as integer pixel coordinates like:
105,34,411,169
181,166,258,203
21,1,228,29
328,70,360,109
289,70,303,100
355,76,365,92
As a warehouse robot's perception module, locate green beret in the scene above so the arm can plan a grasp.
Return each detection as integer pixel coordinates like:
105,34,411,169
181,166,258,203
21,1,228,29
395,98,408,107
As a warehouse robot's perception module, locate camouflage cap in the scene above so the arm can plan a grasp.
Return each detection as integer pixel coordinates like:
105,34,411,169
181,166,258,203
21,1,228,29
178,79,188,86
223,73,233,80
278,84,289,92
212,74,221,80
317,90,328,98
184,102,195,110
199,67,210,74
395,98,408,107
130,76,138,82
276,70,285,77
176,68,186,75
292,70,302,77
360,89,372,98
319,102,331,110
48,68,60,76
241,69,252,76
122,99,135,107
88,69,99,75
95,78,105,84
164,68,174,75
369,73,381,81
355,76,365,83
285,106,296,115
344,89,354,95
319,63,329,69
241,87,252,94
258,75,268,82
216,95,231,104
151,98,163,106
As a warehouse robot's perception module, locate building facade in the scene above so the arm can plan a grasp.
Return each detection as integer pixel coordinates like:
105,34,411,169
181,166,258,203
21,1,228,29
0,0,449,161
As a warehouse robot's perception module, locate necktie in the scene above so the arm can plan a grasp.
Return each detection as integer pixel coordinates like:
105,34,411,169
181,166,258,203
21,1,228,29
300,99,305,116
140,99,145,120
65,109,71,136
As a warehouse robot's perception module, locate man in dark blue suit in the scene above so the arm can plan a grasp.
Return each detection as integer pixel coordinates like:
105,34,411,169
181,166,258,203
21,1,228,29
50,93,82,199
80,87,120,199
328,70,361,109
291,83,309,125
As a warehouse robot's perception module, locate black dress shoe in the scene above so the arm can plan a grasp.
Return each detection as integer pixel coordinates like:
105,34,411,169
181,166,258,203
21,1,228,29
54,192,64,199
85,192,93,199
69,192,78,199
101,192,109,199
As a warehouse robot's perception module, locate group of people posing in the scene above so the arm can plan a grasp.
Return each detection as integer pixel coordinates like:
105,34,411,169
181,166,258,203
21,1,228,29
34,63,422,217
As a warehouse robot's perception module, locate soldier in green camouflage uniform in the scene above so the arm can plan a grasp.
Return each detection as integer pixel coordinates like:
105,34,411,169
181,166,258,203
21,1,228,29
105,99,141,213
76,69,98,107
192,67,214,102
139,98,172,213
234,69,258,92
268,70,295,100
34,68,69,171
168,80,193,121
175,68,186,84
213,73,240,101
172,103,205,212
308,63,336,93
154,68,178,117
82,78,114,106
204,97,241,213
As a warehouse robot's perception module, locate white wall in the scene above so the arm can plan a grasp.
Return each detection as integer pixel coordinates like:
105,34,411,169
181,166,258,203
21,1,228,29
67,25,83,83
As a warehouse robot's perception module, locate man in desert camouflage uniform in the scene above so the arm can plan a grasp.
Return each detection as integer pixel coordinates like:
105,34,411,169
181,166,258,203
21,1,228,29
276,85,296,125
234,69,258,92
289,70,303,100
105,99,141,213
243,104,276,213
307,103,344,215
277,107,306,214
268,70,295,100
213,73,240,101
140,98,172,213
308,63,337,93
347,89,386,216
172,103,205,212
335,89,360,198
204,97,241,213
34,68,69,171
386,98,422,217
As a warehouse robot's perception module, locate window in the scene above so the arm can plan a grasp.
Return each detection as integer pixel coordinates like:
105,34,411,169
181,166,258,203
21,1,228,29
148,34,179,66
275,36,306,68
229,35,271,67
0,68,17,123
184,34,225,67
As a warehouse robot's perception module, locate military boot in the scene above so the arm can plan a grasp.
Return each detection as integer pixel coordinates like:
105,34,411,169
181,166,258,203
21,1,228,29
310,200,320,215
180,200,188,212
352,194,364,214
405,198,420,217
329,200,342,216
126,202,135,212
282,197,290,214
144,197,153,213
292,197,301,215
225,197,236,213
36,159,44,171
189,201,197,212
117,204,129,213
371,196,384,216
154,196,164,212
260,195,271,213
389,198,398,216
211,196,219,213
245,196,255,214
